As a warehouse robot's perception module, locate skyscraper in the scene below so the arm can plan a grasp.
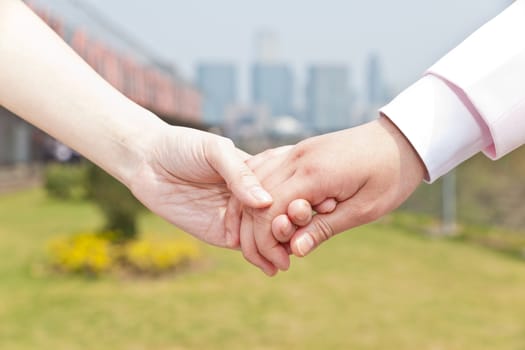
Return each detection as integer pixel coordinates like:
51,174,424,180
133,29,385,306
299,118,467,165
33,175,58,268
196,63,237,125
251,63,294,118
254,31,279,63
306,65,351,132
366,53,388,107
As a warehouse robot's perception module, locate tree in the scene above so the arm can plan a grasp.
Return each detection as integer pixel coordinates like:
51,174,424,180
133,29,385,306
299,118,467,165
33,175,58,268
86,162,144,241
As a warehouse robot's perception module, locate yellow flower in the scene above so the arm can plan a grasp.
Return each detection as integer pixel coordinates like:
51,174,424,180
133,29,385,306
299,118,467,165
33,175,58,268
47,233,200,276
47,232,114,274
124,238,200,273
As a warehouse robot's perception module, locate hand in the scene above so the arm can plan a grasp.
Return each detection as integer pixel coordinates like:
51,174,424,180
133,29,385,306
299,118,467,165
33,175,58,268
222,146,337,275
240,117,425,274
125,125,273,249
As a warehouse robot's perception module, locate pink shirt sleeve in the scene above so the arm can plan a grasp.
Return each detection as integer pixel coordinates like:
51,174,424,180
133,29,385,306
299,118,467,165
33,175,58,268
380,0,525,182
380,75,492,182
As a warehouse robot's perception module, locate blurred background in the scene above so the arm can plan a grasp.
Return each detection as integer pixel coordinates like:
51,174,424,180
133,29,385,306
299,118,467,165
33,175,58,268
2,1,525,349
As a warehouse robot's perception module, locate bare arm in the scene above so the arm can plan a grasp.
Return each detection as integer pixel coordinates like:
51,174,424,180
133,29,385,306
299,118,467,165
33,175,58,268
0,0,166,183
0,0,273,247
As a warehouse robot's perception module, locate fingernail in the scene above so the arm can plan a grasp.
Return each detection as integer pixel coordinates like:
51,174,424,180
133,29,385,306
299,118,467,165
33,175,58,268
295,233,315,257
251,187,272,203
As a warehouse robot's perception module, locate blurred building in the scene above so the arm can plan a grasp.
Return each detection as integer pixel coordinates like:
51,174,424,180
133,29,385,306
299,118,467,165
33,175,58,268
0,108,33,165
251,31,294,120
254,31,279,63
28,0,202,125
251,63,294,118
305,65,352,132
196,63,237,126
360,52,390,123
366,53,388,108
223,104,270,153
267,115,309,148
0,1,203,167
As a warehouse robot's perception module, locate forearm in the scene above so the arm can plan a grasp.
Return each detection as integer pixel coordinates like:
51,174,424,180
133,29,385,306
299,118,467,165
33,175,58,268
0,0,165,184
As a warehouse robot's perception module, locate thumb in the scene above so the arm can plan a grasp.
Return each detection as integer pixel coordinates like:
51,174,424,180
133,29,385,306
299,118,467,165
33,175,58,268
206,137,273,208
290,193,379,257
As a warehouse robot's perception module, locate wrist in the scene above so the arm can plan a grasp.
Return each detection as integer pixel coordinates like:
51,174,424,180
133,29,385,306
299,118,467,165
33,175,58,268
101,106,168,187
376,116,426,186
380,75,490,182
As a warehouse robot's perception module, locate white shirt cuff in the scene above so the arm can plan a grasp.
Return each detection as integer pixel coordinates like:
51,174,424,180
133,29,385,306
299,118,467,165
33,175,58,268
380,75,492,183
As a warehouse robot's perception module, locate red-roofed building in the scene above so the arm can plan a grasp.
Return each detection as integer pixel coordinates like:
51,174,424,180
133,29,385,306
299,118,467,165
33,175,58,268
0,1,204,168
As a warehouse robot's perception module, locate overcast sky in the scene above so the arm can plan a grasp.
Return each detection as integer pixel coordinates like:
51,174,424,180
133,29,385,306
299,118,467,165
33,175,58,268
81,0,510,101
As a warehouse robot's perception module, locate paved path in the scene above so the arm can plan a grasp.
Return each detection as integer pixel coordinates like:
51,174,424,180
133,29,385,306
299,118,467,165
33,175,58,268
0,164,42,194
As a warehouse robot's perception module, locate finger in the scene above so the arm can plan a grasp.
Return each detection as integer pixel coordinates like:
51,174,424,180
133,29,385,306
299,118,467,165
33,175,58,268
246,145,293,170
236,148,252,160
271,199,313,243
287,199,313,227
240,209,278,276
224,196,243,249
245,147,294,194
271,214,296,243
313,198,338,214
271,198,336,244
207,138,273,208
290,191,379,257
284,242,292,255
253,211,291,271
249,178,317,268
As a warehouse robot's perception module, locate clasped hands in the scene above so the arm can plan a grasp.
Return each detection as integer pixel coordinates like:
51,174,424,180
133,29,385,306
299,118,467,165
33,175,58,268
128,117,425,276
228,116,425,275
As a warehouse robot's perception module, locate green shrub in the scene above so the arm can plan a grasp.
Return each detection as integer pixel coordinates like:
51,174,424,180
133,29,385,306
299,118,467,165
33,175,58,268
403,147,525,230
85,163,144,242
44,163,87,200
44,162,144,242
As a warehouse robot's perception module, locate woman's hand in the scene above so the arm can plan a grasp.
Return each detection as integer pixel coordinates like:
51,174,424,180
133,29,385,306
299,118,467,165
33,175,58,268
127,125,273,249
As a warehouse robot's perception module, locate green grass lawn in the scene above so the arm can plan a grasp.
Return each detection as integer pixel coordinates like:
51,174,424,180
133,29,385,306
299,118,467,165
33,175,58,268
1,189,525,349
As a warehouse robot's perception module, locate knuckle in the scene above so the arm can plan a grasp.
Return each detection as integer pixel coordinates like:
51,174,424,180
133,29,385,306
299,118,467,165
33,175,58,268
259,244,273,257
241,248,257,264
227,241,238,250
298,162,320,177
312,217,334,243
224,164,255,192
291,147,306,161
276,225,293,241
238,167,255,184
355,201,381,223
208,136,234,160
262,148,278,159
290,140,312,162
292,210,310,226
273,225,293,243
290,199,310,217
204,137,224,163
215,135,235,149
252,209,276,226
274,232,287,243
225,238,238,250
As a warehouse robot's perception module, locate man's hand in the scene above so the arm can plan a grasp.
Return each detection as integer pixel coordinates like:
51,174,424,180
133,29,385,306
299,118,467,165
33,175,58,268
240,117,426,275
